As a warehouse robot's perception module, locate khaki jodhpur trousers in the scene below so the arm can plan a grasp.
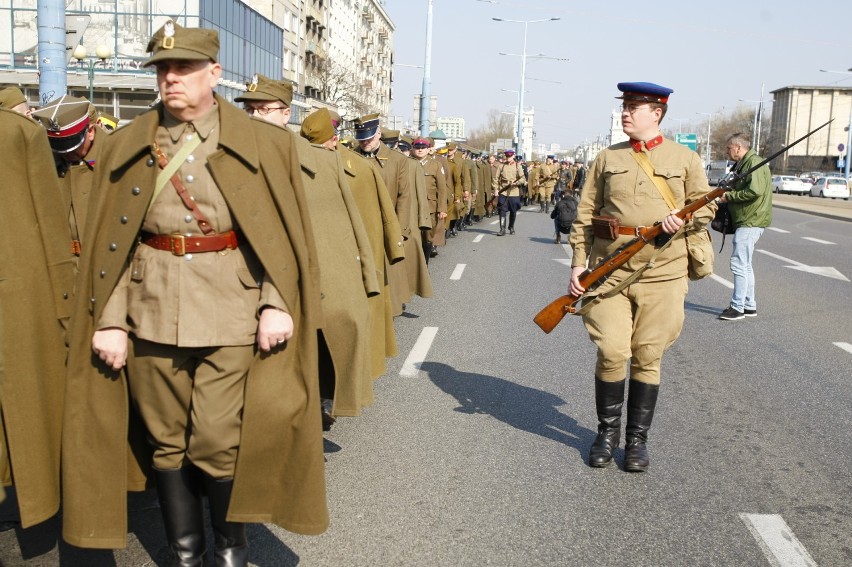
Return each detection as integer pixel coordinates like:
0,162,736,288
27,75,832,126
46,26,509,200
127,338,254,478
582,277,687,385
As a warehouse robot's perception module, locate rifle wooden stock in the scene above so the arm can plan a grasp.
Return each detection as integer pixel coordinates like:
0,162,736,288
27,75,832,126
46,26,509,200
533,186,726,333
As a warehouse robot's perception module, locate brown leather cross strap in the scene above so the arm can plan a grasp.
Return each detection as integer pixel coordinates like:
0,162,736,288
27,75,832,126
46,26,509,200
152,141,215,235
141,230,240,256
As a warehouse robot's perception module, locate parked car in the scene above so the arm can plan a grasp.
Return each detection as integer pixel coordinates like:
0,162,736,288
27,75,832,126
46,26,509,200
809,177,851,199
771,175,811,195
706,160,735,186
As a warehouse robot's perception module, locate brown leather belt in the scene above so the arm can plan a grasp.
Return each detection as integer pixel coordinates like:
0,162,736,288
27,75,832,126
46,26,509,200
71,239,81,256
141,230,240,256
616,225,648,237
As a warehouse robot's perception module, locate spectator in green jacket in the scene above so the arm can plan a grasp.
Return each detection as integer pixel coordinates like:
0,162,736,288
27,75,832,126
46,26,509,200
718,132,772,321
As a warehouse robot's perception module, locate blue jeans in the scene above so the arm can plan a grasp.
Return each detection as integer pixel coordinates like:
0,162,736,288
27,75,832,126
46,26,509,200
729,226,764,311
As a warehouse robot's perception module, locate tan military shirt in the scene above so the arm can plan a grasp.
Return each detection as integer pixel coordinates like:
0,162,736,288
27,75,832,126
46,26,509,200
569,138,714,282
99,103,284,346
492,161,526,197
540,162,558,189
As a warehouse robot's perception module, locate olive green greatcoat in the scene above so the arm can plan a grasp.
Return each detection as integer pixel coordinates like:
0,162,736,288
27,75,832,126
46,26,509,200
297,138,378,416
474,160,489,216
403,157,434,299
445,154,465,221
61,97,328,548
58,125,109,250
0,109,75,527
339,148,405,377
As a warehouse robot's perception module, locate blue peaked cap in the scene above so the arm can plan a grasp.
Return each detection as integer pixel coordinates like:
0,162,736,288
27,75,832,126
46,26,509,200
616,82,673,103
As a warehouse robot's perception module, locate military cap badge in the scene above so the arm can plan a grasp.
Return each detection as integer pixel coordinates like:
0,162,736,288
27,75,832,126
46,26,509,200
163,20,175,49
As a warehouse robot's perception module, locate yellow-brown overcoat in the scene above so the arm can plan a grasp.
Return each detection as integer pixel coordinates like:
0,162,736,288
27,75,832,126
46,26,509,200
403,156,433,299
0,109,75,527
61,97,328,548
297,138,378,416
340,148,405,377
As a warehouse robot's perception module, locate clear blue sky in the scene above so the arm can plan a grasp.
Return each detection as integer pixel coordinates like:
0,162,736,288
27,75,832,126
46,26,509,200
384,0,852,148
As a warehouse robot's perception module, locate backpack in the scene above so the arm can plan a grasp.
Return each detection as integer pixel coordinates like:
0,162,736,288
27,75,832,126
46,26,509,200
557,197,577,234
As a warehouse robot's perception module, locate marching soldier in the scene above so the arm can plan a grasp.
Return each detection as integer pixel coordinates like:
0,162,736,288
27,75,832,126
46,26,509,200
568,82,714,472
539,155,559,212
32,95,109,263
492,149,526,235
61,21,328,563
411,136,448,259
446,142,470,233
354,113,413,316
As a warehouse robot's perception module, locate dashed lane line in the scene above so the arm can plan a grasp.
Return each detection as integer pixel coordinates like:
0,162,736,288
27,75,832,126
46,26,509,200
833,342,852,355
767,227,791,233
739,513,818,567
450,264,466,280
802,236,836,245
400,327,438,377
473,234,484,243
490,219,499,225
710,273,734,289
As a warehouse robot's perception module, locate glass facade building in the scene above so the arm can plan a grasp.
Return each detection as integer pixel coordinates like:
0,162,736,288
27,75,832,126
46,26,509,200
0,0,284,119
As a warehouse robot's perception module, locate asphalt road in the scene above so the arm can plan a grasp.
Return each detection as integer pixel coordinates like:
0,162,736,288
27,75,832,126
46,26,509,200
1,203,850,566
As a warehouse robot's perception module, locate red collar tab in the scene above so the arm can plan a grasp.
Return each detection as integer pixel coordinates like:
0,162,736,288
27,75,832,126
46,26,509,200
630,135,663,152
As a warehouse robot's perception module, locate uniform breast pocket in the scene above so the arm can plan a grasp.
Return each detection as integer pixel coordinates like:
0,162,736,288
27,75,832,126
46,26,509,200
653,167,687,202
603,165,632,196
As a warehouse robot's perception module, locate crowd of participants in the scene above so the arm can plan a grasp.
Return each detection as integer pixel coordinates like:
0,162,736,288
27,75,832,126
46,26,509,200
0,19,592,566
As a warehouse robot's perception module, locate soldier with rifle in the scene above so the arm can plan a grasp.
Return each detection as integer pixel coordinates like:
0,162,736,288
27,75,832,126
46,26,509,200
566,82,714,472
491,149,526,236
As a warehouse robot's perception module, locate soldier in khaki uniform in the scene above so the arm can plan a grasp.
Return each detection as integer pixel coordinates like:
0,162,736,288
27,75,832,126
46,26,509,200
354,113,412,316
539,155,559,212
411,136,448,257
568,82,714,472
62,21,328,563
32,95,109,263
492,149,526,235
446,142,470,234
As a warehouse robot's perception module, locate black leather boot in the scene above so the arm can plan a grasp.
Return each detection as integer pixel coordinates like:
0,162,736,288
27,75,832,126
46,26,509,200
624,380,660,472
202,474,248,567
154,467,206,567
588,378,625,468
498,217,506,236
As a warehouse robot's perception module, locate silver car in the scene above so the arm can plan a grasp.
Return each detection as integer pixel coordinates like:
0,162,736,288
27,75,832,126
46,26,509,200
809,177,851,199
771,175,810,195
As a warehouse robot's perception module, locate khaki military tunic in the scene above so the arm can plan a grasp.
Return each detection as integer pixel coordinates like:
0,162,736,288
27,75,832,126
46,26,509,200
418,155,448,246
492,161,525,197
570,138,714,384
539,162,558,200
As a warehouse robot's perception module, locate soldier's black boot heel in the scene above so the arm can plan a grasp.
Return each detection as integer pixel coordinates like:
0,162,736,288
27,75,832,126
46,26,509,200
202,474,249,567
588,378,625,468
623,380,659,472
498,217,506,236
155,467,206,567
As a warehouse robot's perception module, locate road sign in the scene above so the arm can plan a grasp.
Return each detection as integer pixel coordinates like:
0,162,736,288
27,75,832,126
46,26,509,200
839,143,845,152
676,133,698,152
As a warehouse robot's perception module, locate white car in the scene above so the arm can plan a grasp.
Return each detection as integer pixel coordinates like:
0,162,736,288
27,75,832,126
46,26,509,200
809,177,851,199
772,175,811,195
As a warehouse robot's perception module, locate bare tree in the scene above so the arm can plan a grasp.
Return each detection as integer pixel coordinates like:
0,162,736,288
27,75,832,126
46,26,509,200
467,109,515,150
309,58,372,118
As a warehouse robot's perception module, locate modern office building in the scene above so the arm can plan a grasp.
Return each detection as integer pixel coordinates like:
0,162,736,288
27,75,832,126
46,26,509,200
437,116,465,140
0,0,394,123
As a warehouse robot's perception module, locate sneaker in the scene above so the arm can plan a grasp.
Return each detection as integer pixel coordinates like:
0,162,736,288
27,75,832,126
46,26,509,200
744,308,757,317
719,307,745,321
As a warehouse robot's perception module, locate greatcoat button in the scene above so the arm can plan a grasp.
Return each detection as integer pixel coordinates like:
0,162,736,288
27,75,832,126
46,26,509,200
100,270,106,278
90,297,96,303
63,292,69,299
146,158,154,167
132,187,141,195
121,216,128,224
109,243,117,251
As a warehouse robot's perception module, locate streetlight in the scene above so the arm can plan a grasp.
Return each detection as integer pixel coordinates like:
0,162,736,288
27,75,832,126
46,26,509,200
819,68,852,180
492,17,562,157
73,44,112,101
696,111,716,164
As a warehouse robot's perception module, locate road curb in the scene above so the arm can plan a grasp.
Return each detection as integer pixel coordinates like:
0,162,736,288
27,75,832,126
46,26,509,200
773,202,852,223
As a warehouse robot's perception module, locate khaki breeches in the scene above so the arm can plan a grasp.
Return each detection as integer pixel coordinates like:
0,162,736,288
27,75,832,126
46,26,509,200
582,277,687,385
126,338,254,478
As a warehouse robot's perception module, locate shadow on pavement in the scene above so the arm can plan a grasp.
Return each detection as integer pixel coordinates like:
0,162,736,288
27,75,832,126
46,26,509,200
685,301,723,316
420,362,595,458
527,236,560,245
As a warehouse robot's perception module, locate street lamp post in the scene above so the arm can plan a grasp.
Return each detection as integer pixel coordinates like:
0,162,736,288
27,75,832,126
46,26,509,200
492,17,560,157
696,111,716,164
419,0,434,136
819,68,852,179
73,44,112,101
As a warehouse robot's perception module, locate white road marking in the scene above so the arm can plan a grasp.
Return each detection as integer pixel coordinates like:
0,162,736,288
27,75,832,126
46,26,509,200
400,327,439,377
710,273,734,289
757,249,849,281
561,243,573,257
473,234,484,243
450,264,466,280
553,259,572,266
802,236,836,245
739,513,818,567
490,219,499,225
834,342,852,355
767,227,791,233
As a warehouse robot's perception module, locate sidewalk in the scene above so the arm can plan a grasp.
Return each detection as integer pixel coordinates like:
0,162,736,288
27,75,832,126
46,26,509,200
771,193,852,222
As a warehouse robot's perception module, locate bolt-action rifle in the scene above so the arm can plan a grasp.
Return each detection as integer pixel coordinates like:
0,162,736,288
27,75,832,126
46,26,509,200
533,120,833,334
